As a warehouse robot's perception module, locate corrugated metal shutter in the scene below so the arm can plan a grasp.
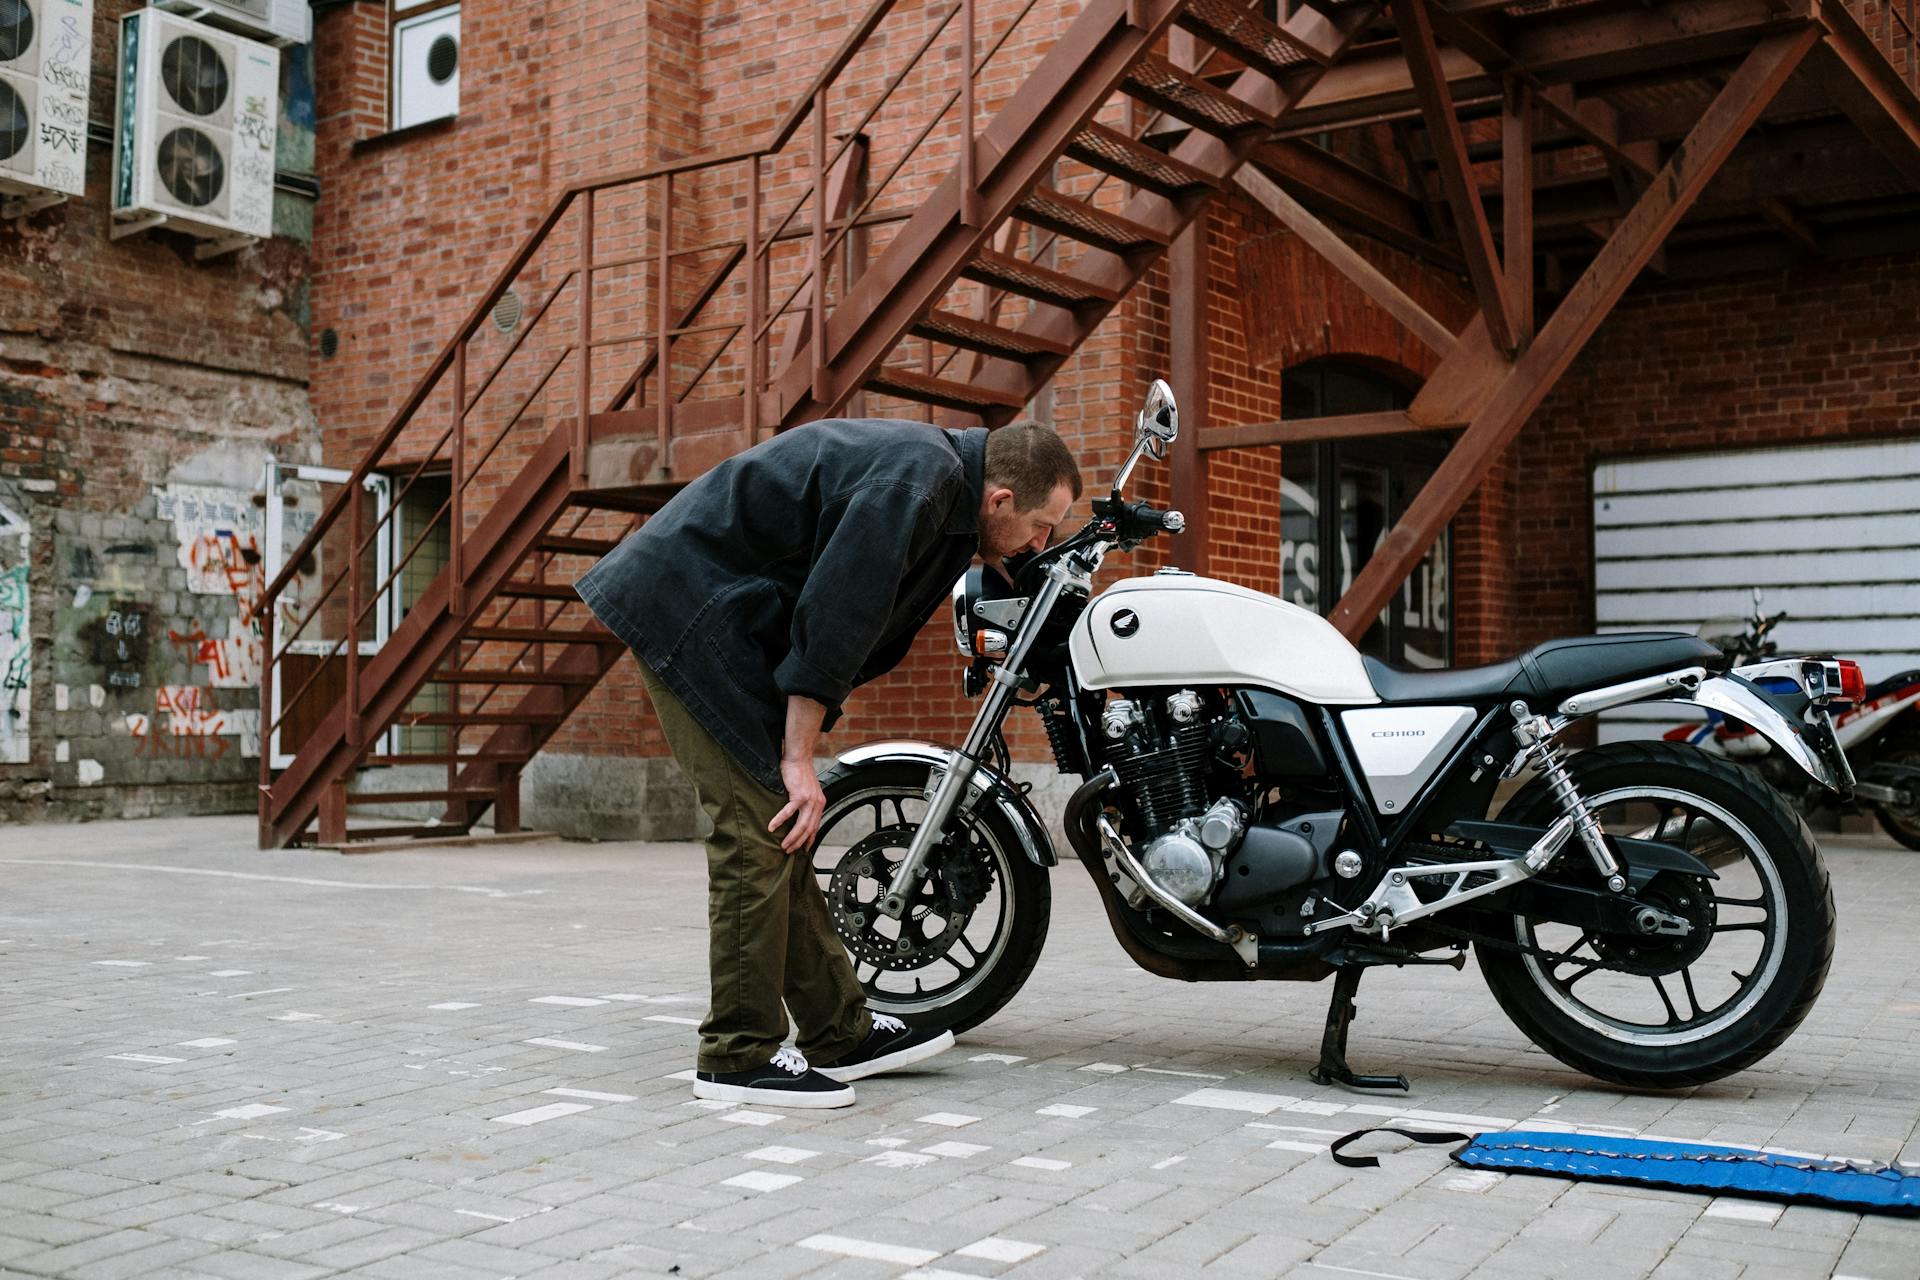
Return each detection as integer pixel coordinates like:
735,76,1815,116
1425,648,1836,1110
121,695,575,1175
1592,438,1920,743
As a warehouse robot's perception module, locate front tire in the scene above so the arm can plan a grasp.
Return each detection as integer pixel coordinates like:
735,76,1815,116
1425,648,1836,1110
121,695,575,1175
1478,740,1834,1089
811,761,1051,1036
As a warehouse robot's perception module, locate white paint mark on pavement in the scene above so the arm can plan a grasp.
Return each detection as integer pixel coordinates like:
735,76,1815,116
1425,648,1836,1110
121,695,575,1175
968,1053,1027,1064
94,960,152,967
718,1109,781,1126
546,1088,636,1103
1151,1156,1186,1170
863,1151,937,1169
1037,1104,1097,1118
957,1238,1047,1263
491,1102,594,1126
523,1038,607,1053
1133,1066,1226,1079
866,1137,908,1148
214,1104,288,1120
227,988,293,998
106,1053,183,1064
922,1141,989,1158
1010,1156,1072,1171
0,859,545,899
1704,1199,1784,1224
1171,1088,1296,1115
644,1014,702,1026
1440,1171,1503,1193
915,1112,980,1128
747,1146,818,1164
530,996,609,1007
429,1002,479,1010
312,1203,363,1214
209,970,253,977
799,1235,940,1266
1079,1062,1128,1074
179,1038,235,1048
1266,1139,1328,1154
1346,1102,1518,1129
722,1170,801,1192
1250,1122,1348,1137
271,1012,322,1022
604,993,698,1003
174,955,210,961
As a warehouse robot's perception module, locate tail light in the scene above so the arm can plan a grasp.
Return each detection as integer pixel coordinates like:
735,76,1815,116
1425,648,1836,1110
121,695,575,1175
1835,659,1866,707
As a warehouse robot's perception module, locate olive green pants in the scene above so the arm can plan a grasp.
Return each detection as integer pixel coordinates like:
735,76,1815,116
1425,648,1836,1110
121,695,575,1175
638,661,870,1073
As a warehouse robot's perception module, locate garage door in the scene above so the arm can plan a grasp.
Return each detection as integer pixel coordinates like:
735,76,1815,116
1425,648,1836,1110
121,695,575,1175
1592,437,1920,744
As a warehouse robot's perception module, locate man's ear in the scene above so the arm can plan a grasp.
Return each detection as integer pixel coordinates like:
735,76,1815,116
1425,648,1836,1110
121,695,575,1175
982,484,1016,514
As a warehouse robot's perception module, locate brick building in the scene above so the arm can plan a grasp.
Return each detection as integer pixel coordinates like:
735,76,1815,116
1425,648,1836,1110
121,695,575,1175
1,1,319,823
5,1,1917,838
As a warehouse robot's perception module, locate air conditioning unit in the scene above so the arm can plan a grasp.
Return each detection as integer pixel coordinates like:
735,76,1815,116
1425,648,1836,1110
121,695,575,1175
0,0,93,218
392,5,458,131
149,0,309,49
112,8,278,252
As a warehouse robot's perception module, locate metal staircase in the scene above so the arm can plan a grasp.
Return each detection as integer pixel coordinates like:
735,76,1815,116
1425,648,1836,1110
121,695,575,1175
258,0,1384,849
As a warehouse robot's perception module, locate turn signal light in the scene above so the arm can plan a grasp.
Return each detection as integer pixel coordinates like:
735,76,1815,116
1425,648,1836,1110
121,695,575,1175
1835,659,1866,706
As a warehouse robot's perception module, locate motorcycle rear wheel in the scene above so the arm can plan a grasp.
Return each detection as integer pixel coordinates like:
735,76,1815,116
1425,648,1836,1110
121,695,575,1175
1869,734,1920,851
1478,741,1834,1089
810,761,1051,1036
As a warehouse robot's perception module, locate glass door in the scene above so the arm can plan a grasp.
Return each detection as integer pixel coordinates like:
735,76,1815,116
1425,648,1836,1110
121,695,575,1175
262,463,393,769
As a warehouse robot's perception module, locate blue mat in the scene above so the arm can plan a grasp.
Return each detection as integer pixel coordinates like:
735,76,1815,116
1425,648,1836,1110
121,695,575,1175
1330,1126,1920,1216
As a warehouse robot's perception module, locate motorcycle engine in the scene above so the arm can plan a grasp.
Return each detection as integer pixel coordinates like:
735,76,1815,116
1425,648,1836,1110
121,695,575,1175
1103,688,1337,912
1102,689,1244,907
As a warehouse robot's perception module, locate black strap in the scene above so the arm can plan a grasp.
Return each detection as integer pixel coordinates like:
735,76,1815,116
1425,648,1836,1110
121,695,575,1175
1330,1126,1475,1169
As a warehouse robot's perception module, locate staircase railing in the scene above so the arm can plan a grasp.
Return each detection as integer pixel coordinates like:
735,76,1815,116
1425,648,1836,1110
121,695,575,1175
257,0,1073,818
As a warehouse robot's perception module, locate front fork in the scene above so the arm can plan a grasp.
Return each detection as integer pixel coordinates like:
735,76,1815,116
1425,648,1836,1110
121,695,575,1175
874,571,1070,920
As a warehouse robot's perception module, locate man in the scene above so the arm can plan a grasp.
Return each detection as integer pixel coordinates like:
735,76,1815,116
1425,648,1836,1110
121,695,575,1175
575,419,1081,1107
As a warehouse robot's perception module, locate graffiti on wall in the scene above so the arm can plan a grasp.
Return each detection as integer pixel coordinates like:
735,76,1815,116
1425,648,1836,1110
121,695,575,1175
1,502,28,764
125,685,261,760
155,483,268,690
81,603,152,690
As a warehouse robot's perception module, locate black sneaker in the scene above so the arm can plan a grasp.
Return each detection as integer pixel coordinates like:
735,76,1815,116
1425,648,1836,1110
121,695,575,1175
815,1014,956,1083
693,1047,855,1108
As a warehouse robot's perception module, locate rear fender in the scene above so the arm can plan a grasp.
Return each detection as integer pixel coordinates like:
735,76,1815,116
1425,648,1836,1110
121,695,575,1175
824,740,1058,868
1683,675,1843,792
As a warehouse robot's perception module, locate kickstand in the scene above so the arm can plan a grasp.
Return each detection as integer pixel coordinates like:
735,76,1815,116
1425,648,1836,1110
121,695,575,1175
1308,966,1410,1092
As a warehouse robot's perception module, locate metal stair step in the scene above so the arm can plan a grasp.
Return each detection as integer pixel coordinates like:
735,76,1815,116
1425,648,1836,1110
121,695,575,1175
863,368,1028,413
463,626,623,644
344,789,495,805
497,579,578,600
1015,185,1170,255
1177,0,1329,76
1064,122,1224,197
538,534,622,555
960,250,1123,309
423,669,599,685
397,711,569,727
1121,55,1277,137
910,310,1072,362
361,752,525,765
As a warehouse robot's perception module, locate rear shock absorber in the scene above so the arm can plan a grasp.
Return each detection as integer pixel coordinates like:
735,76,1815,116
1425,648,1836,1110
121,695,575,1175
1509,701,1627,893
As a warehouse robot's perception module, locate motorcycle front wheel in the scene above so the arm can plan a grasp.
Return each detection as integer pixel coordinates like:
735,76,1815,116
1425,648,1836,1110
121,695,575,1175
809,761,1051,1035
1478,740,1834,1089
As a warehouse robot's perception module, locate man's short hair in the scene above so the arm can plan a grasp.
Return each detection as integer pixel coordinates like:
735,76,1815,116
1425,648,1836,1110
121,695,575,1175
984,423,1083,511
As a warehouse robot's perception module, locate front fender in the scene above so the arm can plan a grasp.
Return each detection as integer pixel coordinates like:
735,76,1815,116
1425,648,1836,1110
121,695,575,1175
824,740,1059,867
1684,675,1843,792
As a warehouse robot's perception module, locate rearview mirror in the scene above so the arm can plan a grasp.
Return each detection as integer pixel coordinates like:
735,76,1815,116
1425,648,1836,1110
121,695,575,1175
1137,377,1178,457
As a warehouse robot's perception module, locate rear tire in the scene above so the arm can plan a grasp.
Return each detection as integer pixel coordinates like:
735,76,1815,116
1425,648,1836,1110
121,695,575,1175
1478,740,1834,1089
1869,734,1920,851
811,761,1051,1036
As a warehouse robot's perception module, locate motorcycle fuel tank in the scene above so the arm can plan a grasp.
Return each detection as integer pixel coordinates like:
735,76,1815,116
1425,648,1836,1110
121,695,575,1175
1069,575,1380,705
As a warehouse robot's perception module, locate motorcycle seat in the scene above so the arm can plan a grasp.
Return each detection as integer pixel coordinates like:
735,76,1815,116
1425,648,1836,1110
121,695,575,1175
1363,633,1725,706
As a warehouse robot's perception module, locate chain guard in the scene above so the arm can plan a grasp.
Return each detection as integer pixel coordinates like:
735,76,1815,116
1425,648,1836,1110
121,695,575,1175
825,822,992,972
1420,873,1722,977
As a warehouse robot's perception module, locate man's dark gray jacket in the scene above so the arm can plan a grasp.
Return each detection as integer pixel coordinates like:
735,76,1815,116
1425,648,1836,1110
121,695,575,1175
575,420,987,792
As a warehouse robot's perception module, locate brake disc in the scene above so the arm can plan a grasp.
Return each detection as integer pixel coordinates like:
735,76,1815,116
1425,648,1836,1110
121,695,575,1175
826,822,977,971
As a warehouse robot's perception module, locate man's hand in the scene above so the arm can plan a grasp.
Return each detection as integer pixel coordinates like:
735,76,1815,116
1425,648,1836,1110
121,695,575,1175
771,757,826,854
769,694,829,854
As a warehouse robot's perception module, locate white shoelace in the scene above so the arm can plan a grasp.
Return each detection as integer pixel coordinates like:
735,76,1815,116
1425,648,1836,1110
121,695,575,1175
872,1013,906,1035
769,1046,809,1075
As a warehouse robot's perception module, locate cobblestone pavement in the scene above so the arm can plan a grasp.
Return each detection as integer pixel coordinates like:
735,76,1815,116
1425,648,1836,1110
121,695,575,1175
1,817,1915,1280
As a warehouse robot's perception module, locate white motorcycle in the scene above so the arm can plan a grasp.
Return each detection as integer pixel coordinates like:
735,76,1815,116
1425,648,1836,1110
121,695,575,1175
812,381,1856,1090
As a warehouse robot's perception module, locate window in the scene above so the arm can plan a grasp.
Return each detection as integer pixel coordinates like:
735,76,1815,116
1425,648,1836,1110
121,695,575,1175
390,3,459,131
1278,358,1452,668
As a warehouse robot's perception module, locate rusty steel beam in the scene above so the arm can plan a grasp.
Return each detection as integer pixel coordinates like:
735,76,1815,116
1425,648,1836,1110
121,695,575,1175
1198,411,1457,449
1808,0,1920,188
1234,166,1459,357
1393,0,1519,351
1280,0,1814,134
1251,140,1461,268
1168,218,1211,574
1502,78,1534,347
1328,27,1818,641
